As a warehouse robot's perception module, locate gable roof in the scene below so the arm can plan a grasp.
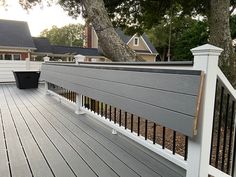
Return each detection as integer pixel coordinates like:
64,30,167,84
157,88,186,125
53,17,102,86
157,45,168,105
141,34,158,54
33,37,52,53
115,28,132,43
32,37,102,57
115,28,157,54
0,19,36,49
52,45,102,56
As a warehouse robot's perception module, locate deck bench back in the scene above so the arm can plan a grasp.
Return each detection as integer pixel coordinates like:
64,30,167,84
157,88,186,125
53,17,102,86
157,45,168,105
41,63,204,137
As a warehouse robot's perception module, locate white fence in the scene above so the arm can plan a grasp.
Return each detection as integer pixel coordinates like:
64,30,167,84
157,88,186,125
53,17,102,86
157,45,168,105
0,60,43,82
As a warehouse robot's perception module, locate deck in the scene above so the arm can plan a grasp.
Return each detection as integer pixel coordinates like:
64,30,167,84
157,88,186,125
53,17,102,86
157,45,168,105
0,84,185,177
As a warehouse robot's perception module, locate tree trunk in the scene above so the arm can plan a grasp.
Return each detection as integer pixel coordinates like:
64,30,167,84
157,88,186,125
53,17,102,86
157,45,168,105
208,0,236,86
208,0,233,65
81,0,144,62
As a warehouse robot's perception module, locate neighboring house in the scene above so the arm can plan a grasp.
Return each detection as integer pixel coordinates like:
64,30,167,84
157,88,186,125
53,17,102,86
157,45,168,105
32,37,105,61
85,26,158,62
0,19,36,60
0,19,105,61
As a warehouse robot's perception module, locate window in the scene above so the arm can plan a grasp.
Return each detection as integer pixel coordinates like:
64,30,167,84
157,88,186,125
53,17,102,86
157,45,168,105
0,54,3,60
13,54,21,60
133,37,139,46
5,54,12,60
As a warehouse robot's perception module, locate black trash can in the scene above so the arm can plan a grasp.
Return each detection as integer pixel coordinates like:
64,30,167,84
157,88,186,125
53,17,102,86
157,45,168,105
13,71,41,89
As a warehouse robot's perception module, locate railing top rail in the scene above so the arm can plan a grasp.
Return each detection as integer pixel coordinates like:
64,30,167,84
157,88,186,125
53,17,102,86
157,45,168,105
217,67,236,100
42,62,199,76
77,61,194,66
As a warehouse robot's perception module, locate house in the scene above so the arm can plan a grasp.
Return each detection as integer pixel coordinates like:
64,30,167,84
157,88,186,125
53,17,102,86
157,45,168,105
85,26,158,62
0,19,36,60
32,37,105,61
0,19,105,61
0,19,157,62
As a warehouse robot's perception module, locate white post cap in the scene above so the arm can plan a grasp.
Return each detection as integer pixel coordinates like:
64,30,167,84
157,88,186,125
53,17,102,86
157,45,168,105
191,44,223,56
43,56,50,62
74,54,86,64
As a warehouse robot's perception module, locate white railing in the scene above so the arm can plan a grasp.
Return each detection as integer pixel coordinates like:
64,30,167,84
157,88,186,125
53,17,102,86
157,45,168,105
44,44,236,177
0,60,43,82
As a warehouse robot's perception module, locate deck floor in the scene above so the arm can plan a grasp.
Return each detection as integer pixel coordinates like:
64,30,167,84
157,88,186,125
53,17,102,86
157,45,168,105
0,84,184,177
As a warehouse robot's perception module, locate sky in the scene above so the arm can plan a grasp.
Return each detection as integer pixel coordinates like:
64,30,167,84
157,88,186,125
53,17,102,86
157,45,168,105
0,0,85,36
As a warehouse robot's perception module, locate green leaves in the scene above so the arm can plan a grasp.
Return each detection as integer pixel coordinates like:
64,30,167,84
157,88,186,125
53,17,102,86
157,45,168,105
40,24,85,47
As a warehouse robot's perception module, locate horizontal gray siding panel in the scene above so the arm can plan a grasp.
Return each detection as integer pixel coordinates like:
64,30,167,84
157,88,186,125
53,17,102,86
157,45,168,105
43,64,201,95
41,64,204,137
44,70,197,116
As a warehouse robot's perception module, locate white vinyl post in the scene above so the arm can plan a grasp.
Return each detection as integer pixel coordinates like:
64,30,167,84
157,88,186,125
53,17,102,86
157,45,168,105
44,82,49,95
75,94,85,115
25,58,30,70
74,54,86,64
186,44,223,177
43,56,50,95
43,56,50,62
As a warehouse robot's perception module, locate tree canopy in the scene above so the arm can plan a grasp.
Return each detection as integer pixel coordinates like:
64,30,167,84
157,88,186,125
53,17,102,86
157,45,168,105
147,16,208,61
40,24,85,47
2,0,236,84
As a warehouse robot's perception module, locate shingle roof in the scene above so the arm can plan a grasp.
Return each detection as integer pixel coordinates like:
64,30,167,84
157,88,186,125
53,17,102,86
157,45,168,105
141,34,158,53
52,45,102,56
33,37,52,53
0,19,36,49
115,28,157,54
32,37,101,57
115,28,132,43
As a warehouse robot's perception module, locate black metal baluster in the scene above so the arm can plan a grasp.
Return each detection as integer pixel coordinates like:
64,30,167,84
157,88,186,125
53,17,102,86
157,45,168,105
101,102,103,117
109,105,112,121
81,95,83,105
231,121,236,175
184,136,188,160
162,127,166,149
153,123,156,144
215,86,224,168
97,101,100,115
227,101,235,174
221,94,230,171
145,120,148,140
131,114,133,133
91,99,93,111
138,117,140,136
114,108,116,123
105,104,107,119
86,96,88,108
125,112,127,129
173,131,176,155
93,100,97,112
119,110,122,126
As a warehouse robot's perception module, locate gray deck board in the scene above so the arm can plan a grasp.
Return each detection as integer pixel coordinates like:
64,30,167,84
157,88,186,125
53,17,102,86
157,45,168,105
0,107,10,177
3,86,76,177
33,87,185,177
19,88,141,177
0,85,32,177
7,86,92,177
15,89,120,177
0,84,186,177
29,90,164,177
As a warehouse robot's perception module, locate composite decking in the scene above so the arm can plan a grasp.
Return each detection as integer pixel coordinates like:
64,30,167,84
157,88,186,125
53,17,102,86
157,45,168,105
0,84,185,177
